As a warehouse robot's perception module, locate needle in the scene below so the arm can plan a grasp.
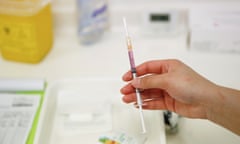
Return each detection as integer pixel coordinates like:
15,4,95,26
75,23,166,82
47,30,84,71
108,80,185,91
123,17,146,134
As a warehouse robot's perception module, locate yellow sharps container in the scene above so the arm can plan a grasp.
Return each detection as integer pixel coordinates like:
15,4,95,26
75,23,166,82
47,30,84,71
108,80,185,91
0,0,53,63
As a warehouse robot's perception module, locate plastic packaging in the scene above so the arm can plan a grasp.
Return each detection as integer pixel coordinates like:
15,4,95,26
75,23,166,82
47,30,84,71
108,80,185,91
0,0,53,63
77,0,109,45
98,131,147,144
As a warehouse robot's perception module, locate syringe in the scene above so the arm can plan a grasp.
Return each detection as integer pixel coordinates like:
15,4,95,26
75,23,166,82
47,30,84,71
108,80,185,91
123,17,146,134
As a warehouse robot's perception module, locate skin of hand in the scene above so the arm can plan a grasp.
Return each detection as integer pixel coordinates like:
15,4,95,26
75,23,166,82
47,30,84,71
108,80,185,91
120,59,240,135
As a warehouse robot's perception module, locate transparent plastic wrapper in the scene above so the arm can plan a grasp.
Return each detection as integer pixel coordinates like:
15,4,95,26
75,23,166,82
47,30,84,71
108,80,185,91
0,0,53,63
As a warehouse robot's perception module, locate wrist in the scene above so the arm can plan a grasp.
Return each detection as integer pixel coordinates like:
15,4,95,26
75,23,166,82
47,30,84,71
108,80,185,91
204,84,223,121
205,85,240,135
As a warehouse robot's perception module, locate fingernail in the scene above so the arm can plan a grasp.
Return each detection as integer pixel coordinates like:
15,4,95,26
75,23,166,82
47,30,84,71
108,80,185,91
122,73,131,81
132,78,141,88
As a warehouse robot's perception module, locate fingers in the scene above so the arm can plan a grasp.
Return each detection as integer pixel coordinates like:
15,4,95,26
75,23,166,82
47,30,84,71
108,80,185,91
132,74,169,90
132,98,167,110
122,90,176,111
141,98,167,110
121,59,183,111
122,59,173,82
121,74,169,100
120,82,135,95
122,70,133,81
121,88,163,103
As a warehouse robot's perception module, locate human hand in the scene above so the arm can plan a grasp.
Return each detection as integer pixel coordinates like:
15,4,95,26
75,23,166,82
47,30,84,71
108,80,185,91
120,59,219,119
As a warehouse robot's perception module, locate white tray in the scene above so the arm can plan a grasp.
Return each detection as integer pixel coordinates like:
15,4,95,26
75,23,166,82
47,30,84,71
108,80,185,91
34,78,166,144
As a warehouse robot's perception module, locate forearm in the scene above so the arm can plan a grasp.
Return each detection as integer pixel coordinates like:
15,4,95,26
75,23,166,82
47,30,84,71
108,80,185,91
206,86,240,135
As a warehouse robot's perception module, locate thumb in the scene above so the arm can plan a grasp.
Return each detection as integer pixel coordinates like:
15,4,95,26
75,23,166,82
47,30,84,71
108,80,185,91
131,74,168,90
